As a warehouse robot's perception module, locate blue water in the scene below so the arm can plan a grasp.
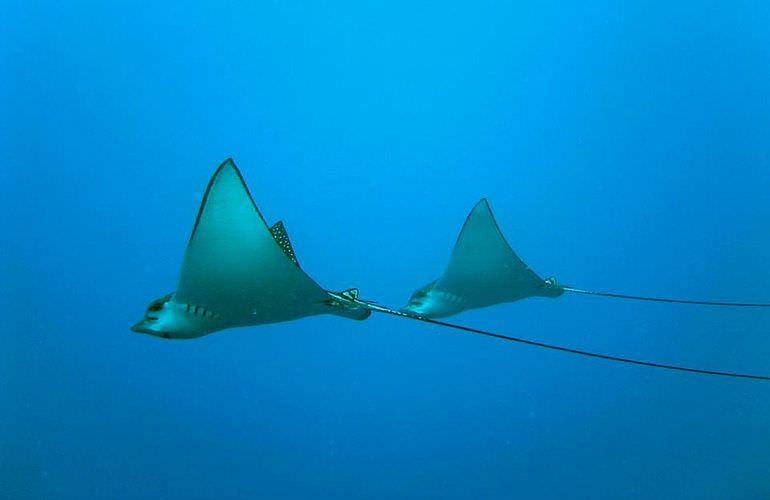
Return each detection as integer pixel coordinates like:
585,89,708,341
3,1,770,498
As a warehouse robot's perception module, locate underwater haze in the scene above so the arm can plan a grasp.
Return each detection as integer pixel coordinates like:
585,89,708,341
3,0,770,498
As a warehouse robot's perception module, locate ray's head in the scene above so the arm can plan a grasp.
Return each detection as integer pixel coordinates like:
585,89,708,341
401,282,433,314
131,293,218,339
131,293,176,339
399,280,463,318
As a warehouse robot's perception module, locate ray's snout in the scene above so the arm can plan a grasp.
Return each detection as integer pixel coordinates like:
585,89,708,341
130,321,152,334
131,320,172,338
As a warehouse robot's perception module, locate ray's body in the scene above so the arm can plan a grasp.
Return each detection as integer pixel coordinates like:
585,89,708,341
401,199,770,318
131,159,368,339
401,199,563,318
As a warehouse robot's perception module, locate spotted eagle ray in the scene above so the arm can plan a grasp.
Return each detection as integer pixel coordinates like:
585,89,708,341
131,159,369,339
402,199,770,318
132,159,769,381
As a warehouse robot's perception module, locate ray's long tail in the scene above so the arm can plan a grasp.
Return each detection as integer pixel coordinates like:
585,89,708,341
560,285,770,308
355,299,770,381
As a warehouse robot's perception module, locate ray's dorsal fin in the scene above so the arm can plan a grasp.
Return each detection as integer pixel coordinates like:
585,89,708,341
322,288,371,320
270,221,299,266
339,288,360,301
401,199,561,318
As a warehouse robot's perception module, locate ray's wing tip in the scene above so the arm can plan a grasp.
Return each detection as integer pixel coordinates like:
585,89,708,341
471,198,495,218
473,198,491,210
205,158,241,184
210,157,252,194
217,157,237,172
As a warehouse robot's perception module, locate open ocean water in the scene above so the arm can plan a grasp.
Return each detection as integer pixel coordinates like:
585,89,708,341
3,1,770,498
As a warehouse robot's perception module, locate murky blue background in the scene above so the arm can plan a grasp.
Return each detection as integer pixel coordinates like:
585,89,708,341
3,1,770,498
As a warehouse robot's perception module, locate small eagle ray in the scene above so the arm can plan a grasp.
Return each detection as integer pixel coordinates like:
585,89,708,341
401,199,770,318
131,159,368,339
132,159,769,381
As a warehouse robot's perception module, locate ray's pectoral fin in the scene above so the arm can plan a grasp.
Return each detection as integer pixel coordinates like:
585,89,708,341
401,199,562,318
172,158,337,330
